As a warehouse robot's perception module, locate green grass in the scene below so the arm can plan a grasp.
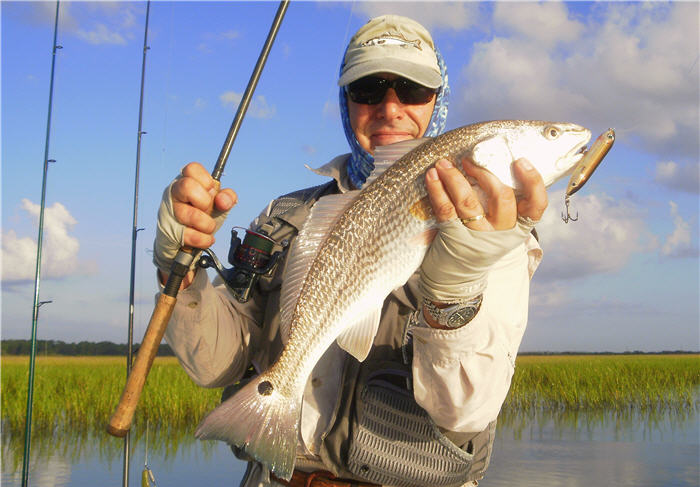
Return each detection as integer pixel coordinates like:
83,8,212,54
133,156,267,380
503,354,699,413
1,356,221,437
2,354,698,440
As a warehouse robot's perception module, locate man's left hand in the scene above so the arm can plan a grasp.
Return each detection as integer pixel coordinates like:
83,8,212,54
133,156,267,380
418,157,547,312
425,157,547,230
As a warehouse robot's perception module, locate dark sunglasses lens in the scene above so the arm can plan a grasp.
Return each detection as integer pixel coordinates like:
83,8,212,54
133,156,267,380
347,77,437,105
347,77,387,105
395,79,436,104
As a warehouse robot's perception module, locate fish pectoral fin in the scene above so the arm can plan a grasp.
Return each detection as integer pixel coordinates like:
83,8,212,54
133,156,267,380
471,135,517,188
336,305,382,362
279,191,359,343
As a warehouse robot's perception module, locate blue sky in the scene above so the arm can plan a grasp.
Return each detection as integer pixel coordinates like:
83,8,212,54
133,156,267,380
2,1,698,352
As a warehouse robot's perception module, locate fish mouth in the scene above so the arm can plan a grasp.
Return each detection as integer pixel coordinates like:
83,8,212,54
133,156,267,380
556,135,589,172
568,138,590,165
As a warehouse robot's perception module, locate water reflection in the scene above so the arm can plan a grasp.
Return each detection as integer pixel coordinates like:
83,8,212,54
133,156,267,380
1,427,235,486
2,409,698,486
486,409,699,487
498,407,698,443
2,426,217,473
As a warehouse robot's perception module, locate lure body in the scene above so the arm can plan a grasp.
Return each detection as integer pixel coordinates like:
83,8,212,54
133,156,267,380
566,129,615,197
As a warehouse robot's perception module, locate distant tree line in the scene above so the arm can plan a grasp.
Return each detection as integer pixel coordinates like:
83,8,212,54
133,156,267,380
519,350,698,355
1,339,174,356
1,340,696,357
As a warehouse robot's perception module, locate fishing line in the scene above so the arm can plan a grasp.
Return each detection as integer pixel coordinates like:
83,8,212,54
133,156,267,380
157,2,175,174
142,421,157,487
315,0,356,154
327,1,356,104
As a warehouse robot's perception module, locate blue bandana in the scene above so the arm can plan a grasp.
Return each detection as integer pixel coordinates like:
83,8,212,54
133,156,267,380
339,48,450,190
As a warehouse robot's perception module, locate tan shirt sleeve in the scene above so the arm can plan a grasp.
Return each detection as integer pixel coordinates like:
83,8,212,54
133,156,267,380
161,268,264,388
410,235,542,432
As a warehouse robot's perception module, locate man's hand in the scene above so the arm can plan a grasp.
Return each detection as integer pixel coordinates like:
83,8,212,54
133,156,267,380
154,162,237,287
425,157,547,230
172,162,237,249
418,157,547,326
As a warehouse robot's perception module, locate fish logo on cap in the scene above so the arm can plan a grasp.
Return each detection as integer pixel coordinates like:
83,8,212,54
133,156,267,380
361,31,423,51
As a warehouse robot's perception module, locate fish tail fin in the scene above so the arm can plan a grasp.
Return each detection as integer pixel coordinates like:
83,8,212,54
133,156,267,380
195,374,300,481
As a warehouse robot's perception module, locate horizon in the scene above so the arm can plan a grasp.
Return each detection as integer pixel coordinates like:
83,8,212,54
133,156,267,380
2,337,699,356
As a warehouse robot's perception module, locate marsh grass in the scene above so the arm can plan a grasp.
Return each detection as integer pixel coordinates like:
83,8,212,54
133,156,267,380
503,354,699,413
2,354,698,441
1,356,221,437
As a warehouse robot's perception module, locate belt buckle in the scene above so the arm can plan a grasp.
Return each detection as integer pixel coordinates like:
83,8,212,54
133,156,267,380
305,470,338,487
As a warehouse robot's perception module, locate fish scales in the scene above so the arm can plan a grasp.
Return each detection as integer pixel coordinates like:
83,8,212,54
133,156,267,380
195,120,592,481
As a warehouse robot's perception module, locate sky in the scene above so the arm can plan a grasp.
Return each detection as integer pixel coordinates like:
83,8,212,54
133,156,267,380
1,1,698,353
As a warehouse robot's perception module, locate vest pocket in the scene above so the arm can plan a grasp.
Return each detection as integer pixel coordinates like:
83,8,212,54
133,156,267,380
346,369,476,487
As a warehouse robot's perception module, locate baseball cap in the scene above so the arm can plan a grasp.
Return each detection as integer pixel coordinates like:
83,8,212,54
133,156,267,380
338,15,441,89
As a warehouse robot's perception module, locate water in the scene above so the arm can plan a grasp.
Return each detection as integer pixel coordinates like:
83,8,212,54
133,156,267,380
3,410,698,486
486,410,699,486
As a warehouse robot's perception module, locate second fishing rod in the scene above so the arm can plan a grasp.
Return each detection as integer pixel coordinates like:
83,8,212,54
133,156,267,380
107,0,290,438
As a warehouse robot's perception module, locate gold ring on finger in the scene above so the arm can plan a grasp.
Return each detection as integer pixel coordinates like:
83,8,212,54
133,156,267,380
460,214,484,225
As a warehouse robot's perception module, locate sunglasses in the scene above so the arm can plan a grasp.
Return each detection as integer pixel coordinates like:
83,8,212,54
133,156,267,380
346,76,438,105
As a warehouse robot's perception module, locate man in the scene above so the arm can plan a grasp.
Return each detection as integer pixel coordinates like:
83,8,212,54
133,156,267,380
154,15,546,487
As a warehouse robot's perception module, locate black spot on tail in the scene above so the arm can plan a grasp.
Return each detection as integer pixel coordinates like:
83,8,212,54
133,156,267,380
258,380,273,396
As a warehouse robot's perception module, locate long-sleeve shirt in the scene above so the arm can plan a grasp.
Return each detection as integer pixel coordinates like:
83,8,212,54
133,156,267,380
162,154,543,462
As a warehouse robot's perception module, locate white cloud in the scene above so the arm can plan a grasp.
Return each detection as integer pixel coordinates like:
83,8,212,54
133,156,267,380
460,36,589,119
457,2,699,159
219,29,240,41
492,2,584,48
661,201,697,258
531,190,657,282
200,30,242,54
2,200,83,283
1,230,36,282
355,2,481,31
528,281,571,311
44,2,141,45
220,91,276,119
654,161,699,194
76,23,127,45
282,43,292,59
203,29,241,42
323,99,340,119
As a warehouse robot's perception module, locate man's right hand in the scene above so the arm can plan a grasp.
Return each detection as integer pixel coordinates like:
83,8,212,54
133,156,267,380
154,162,237,287
172,162,237,248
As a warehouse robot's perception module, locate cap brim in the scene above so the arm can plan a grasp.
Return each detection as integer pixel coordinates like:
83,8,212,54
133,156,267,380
338,59,442,89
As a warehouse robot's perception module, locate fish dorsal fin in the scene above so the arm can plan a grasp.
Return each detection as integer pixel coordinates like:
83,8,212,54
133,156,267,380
471,135,517,188
365,138,430,187
335,305,382,362
279,191,359,343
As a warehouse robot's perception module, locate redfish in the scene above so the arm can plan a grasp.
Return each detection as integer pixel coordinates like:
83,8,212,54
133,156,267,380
195,120,592,480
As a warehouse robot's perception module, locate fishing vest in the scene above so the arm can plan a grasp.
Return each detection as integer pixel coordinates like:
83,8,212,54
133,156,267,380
223,180,496,487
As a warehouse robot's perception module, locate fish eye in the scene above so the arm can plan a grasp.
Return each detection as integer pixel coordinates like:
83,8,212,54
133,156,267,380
544,126,560,140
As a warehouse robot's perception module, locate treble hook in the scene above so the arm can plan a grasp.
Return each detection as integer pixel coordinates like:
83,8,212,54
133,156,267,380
561,196,578,223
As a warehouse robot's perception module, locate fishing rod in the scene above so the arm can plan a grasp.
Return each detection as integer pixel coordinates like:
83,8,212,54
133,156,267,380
121,2,151,486
107,0,290,438
22,2,61,486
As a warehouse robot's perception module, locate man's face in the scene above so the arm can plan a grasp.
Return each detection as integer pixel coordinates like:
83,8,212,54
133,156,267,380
347,73,437,155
